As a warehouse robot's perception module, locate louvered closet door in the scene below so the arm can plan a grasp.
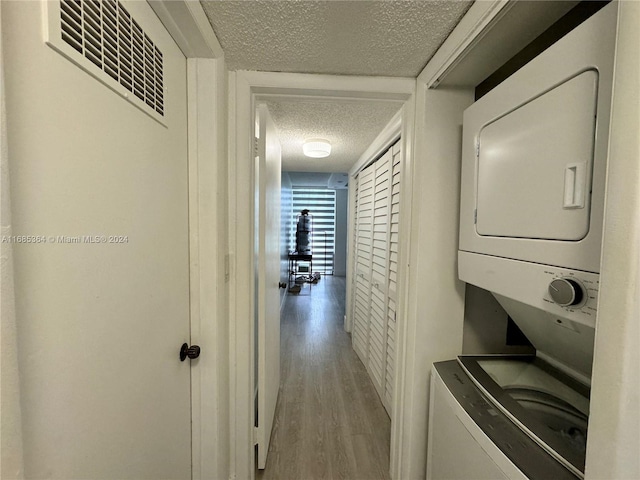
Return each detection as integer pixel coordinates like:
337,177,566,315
352,164,375,364
368,150,392,400
385,141,402,409
350,139,402,416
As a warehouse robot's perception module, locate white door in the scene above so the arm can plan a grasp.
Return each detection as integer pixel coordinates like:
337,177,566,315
256,104,282,469
3,1,192,478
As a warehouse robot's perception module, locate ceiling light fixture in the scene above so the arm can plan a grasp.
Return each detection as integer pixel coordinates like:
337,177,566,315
303,139,331,158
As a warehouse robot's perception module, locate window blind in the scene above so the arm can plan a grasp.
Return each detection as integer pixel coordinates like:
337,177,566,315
292,188,336,274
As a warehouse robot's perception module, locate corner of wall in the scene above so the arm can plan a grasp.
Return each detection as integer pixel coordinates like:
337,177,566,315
1,3,25,472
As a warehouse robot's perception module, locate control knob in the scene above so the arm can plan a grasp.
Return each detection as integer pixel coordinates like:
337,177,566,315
548,278,584,307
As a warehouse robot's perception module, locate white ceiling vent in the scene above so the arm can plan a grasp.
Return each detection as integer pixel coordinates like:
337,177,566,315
44,0,166,125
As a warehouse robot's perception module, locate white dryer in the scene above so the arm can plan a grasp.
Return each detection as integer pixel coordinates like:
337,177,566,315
458,2,616,274
457,1,618,380
428,3,619,480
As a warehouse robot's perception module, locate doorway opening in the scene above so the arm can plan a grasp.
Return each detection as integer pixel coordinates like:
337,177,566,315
254,96,407,478
229,71,414,480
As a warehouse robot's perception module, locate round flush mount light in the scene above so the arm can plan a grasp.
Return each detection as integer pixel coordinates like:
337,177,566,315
303,139,331,158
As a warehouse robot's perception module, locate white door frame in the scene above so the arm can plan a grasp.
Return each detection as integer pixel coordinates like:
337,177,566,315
149,3,229,479
228,70,415,479
186,57,230,480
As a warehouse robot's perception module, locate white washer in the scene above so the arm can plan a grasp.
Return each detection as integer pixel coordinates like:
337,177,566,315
427,359,586,480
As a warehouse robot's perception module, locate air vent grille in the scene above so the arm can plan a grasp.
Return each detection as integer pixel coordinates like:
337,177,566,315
59,0,164,116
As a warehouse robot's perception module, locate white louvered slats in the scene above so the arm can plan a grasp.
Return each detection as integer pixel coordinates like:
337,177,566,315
385,142,403,408
352,164,375,365
368,286,386,392
368,150,391,400
353,278,370,362
372,151,391,291
46,0,165,124
351,139,402,416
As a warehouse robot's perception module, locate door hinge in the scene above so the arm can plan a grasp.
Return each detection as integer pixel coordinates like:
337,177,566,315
254,137,259,157
475,141,480,158
474,209,477,224
253,426,259,446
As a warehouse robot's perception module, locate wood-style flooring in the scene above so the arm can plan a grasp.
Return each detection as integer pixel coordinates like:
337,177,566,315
257,275,391,480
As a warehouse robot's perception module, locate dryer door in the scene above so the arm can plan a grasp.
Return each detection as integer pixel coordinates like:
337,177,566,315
476,70,598,242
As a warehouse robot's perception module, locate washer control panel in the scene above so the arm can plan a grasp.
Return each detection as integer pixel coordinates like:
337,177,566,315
458,251,599,328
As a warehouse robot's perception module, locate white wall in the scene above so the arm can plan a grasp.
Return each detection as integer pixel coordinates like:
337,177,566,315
395,86,472,480
333,189,348,276
0,1,24,475
585,2,640,478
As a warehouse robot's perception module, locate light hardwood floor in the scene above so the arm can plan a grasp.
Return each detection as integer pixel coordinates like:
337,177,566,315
257,275,391,480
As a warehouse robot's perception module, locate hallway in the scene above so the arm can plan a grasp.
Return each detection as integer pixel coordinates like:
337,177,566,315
258,276,391,480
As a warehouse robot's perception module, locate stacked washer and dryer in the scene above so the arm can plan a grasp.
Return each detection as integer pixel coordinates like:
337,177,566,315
427,4,617,480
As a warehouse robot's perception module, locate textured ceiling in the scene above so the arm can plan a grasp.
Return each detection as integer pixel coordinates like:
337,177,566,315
201,0,472,178
200,0,473,77
265,99,403,174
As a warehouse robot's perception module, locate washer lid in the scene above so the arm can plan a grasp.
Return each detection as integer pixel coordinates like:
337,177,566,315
458,355,590,477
